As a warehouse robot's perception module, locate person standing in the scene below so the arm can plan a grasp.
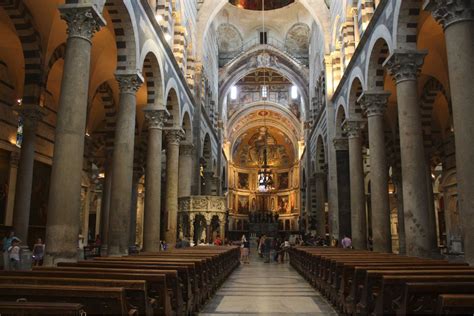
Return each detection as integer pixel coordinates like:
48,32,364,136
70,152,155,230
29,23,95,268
8,237,21,270
264,236,271,263
32,237,45,266
240,235,248,263
2,230,15,270
341,235,352,249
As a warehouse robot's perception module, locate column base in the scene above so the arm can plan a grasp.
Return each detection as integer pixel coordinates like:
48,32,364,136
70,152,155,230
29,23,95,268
107,245,129,257
100,244,108,256
43,251,79,266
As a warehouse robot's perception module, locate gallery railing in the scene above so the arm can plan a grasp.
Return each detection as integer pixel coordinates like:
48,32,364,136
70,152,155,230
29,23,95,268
219,37,309,67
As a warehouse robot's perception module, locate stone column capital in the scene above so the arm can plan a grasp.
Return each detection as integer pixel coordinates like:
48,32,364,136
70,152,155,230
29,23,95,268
383,49,427,84
358,90,391,117
13,104,47,128
143,106,169,130
343,119,366,139
333,137,348,151
59,4,106,43
424,0,474,29
165,129,185,146
115,72,144,94
180,142,195,156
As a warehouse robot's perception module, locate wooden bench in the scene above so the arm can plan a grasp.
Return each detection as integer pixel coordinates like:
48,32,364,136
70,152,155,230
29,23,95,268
373,275,474,315
398,282,474,315
288,247,474,316
0,301,85,315
436,294,474,315
92,257,203,307
57,261,193,314
0,284,133,315
341,264,470,314
0,276,154,316
30,267,175,315
356,269,474,315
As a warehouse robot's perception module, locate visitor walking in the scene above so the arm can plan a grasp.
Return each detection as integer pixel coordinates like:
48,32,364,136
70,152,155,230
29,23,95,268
8,237,21,270
32,237,45,266
341,235,352,249
240,235,249,263
2,230,15,270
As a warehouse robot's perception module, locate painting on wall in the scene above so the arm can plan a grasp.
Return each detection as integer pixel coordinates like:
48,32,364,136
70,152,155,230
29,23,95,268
237,196,249,214
238,172,249,190
277,195,289,214
278,172,289,189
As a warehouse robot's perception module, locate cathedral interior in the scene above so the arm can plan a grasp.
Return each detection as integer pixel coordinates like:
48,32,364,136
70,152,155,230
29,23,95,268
0,0,473,314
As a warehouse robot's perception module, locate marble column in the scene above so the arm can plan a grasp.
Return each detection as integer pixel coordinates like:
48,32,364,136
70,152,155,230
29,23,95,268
12,105,46,243
5,152,19,226
333,137,351,239
385,50,438,257
81,184,91,243
129,175,139,248
108,72,143,256
164,129,184,246
189,213,195,244
99,156,112,255
219,215,226,239
424,0,474,263
44,4,105,265
142,107,167,252
392,170,406,255
178,143,194,198
344,119,367,249
359,91,391,253
314,172,327,237
202,171,214,195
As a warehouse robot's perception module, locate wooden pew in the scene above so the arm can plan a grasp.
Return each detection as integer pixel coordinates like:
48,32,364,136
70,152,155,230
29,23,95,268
0,301,85,315
341,264,469,314
398,282,474,315
57,261,194,314
373,275,474,315
288,247,474,316
436,294,474,315
356,269,474,315
0,284,133,315
0,276,153,316
23,268,173,315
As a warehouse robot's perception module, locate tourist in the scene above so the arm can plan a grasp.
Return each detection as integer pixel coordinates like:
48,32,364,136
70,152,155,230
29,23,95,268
175,238,183,248
341,235,352,249
240,235,247,263
94,234,101,246
2,230,15,270
241,235,250,264
258,235,266,258
214,235,222,246
160,240,168,251
281,239,291,262
32,237,45,266
263,236,271,263
8,237,21,270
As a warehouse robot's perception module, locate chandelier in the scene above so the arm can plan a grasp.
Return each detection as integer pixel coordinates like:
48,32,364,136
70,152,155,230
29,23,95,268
257,0,273,191
258,138,274,190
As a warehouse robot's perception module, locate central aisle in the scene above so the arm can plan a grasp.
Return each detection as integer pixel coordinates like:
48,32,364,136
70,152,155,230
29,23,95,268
199,250,337,315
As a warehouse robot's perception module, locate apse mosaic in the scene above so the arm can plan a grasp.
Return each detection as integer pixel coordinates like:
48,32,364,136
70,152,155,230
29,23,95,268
232,126,294,168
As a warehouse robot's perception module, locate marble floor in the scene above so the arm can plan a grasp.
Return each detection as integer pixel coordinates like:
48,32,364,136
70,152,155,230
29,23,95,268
199,250,337,315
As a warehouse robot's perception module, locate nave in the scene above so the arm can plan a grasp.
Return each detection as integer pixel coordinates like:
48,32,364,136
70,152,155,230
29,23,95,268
200,248,336,315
